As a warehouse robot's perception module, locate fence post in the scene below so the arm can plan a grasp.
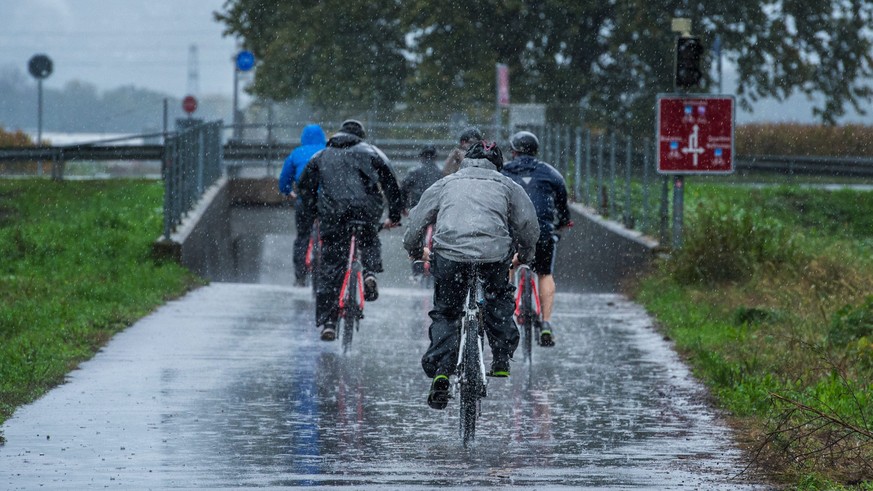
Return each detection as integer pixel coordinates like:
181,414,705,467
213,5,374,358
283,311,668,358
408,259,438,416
585,129,591,207
641,139,650,234
597,134,605,214
609,132,616,219
574,127,582,202
624,136,633,228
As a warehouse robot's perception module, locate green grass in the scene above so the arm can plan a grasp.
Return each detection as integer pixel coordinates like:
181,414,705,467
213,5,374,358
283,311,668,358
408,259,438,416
0,179,202,426
634,184,873,487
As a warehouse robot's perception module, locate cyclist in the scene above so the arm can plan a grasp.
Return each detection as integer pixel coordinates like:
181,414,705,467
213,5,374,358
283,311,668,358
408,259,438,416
400,144,442,210
442,127,482,175
298,119,403,341
404,140,539,409
502,130,572,347
278,123,327,287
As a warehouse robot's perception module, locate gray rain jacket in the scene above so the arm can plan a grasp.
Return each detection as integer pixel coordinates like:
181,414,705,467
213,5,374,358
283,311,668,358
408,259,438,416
403,157,540,264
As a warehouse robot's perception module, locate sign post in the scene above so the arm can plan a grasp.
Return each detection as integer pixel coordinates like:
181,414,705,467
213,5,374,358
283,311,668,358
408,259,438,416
233,50,255,140
656,94,735,248
495,63,509,139
28,54,53,146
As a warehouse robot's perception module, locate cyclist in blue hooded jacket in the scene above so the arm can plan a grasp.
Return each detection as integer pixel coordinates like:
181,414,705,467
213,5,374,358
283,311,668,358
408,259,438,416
501,131,572,347
278,124,327,286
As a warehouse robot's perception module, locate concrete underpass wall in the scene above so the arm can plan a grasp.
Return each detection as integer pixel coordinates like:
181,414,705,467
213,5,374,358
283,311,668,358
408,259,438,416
154,178,234,281
554,204,659,293
155,176,659,292
153,178,293,282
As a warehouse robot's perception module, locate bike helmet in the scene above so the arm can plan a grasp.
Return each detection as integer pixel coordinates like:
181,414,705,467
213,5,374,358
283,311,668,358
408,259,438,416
419,144,437,158
464,139,504,170
458,127,483,144
340,119,366,139
509,130,539,156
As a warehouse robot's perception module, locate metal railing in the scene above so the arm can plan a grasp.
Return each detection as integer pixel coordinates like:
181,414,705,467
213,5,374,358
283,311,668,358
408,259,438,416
162,121,224,239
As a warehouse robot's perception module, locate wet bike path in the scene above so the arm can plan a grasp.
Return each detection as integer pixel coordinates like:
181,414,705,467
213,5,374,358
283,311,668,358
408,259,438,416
1,281,768,489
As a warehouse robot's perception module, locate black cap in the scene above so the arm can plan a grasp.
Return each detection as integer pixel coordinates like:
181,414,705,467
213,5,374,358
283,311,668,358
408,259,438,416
340,119,366,139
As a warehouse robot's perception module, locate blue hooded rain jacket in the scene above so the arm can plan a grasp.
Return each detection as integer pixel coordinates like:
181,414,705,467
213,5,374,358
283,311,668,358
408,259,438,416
278,124,327,195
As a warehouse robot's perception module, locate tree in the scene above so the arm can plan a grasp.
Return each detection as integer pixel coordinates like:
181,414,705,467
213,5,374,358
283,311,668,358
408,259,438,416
215,0,873,133
215,0,409,114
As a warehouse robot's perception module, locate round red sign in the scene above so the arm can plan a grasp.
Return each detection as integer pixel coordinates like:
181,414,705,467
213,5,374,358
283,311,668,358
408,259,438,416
182,95,198,114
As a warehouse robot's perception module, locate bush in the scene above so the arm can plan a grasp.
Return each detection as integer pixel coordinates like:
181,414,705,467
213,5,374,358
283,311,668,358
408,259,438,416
668,201,797,284
736,123,873,157
829,296,873,346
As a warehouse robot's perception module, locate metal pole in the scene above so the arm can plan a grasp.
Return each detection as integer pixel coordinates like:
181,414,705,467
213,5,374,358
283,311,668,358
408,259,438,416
37,79,43,146
609,133,616,218
232,65,239,141
641,139,650,233
672,175,684,249
659,175,669,244
574,126,582,202
584,129,591,206
597,134,605,214
624,137,632,228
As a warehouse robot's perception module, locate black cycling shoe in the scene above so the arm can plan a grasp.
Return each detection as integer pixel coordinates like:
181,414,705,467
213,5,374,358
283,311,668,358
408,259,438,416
427,375,451,410
540,321,555,347
363,275,379,301
486,357,510,378
320,322,336,341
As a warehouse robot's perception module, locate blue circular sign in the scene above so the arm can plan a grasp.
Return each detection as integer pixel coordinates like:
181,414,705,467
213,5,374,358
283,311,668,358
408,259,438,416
236,50,255,71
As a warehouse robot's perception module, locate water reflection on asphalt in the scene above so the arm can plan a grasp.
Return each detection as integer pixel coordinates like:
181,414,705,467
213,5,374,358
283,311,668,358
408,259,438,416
0,281,769,489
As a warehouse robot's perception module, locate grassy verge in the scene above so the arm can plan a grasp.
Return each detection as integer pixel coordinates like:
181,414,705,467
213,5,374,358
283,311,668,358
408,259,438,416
632,183,873,488
0,179,203,428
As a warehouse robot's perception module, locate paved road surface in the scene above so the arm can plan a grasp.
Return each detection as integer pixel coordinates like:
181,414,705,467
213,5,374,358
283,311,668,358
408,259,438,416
1,219,769,489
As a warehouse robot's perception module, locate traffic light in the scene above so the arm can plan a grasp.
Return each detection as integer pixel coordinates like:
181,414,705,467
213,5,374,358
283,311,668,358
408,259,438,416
675,36,703,89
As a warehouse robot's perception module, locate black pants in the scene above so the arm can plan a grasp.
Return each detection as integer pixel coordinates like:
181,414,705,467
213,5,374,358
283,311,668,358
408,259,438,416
421,253,519,378
315,224,383,327
293,200,314,283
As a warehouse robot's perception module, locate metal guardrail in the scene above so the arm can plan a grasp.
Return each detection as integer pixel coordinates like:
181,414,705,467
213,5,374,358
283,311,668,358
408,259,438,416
162,121,223,239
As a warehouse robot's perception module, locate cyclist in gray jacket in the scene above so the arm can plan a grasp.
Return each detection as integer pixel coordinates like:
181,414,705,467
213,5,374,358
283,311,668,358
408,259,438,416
403,140,539,410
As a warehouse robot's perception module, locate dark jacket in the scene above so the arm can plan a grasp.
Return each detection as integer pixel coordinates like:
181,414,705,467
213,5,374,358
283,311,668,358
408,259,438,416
501,155,571,233
403,157,539,264
400,159,443,209
298,132,403,235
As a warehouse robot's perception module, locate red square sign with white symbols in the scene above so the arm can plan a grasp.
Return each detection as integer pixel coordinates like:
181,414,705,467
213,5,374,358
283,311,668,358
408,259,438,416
657,95,735,174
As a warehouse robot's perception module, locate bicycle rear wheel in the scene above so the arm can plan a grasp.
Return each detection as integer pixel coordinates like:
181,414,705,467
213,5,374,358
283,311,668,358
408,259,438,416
341,309,358,354
341,274,358,353
459,319,483,447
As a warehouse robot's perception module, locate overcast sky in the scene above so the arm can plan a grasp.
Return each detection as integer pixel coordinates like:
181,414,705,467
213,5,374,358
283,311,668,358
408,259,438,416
1,0,238,98
0,1,868,125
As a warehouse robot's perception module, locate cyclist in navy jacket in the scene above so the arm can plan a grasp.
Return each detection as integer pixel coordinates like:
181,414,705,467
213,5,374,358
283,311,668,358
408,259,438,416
501,131,572,347
278,124,326,286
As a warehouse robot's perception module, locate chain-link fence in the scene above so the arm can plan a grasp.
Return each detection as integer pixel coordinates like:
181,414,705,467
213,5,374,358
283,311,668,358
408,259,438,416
162,121,224,239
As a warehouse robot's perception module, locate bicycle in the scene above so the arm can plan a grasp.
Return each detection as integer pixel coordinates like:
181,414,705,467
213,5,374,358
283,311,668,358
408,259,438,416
514,264,542,362
454,263,488,448
304,220,322,296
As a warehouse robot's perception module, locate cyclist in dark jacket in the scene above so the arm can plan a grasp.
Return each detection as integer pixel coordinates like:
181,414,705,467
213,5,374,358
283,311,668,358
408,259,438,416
400,145,443,210
298,120,403,341
404,140,539,410
501,130,572,347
